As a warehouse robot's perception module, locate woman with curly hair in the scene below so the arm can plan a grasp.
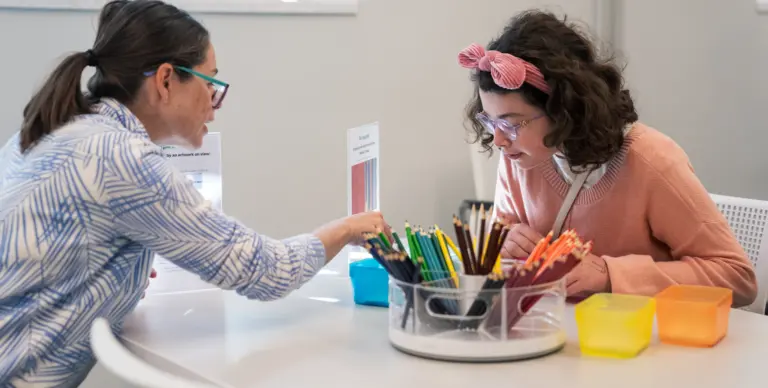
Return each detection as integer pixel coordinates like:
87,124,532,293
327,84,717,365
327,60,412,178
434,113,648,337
458,10,757,306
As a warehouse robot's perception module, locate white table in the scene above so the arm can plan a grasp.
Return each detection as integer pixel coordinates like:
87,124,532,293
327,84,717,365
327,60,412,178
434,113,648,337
121,252,768,388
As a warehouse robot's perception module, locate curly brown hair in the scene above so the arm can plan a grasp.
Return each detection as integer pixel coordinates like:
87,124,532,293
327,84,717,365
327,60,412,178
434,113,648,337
464,10,638,170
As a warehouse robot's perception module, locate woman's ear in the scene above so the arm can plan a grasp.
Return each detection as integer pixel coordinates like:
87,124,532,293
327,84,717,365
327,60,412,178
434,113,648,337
152,63,174,103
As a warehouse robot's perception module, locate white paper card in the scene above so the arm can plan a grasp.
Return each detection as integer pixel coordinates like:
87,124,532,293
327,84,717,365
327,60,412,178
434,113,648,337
162,133,223,212
146,132,223,295
347,122,380,216
346,122,379,263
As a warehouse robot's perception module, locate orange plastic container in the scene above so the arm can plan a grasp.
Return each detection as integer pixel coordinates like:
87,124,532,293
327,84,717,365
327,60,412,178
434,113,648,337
655,285,732,347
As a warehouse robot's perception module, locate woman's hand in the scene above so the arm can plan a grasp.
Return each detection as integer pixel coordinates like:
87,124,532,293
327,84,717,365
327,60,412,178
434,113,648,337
313,211,392,262
342,211,393,246
500,223,544,259
566,253,611,297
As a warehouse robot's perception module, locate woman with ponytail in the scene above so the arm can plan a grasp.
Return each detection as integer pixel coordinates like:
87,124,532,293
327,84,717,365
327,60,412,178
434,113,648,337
0,1,389,385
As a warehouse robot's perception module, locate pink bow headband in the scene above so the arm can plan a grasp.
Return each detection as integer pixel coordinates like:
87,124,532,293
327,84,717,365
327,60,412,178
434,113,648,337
458,43,550,95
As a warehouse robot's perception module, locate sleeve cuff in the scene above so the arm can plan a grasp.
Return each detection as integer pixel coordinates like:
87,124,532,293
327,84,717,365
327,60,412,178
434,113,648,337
602,254,671,297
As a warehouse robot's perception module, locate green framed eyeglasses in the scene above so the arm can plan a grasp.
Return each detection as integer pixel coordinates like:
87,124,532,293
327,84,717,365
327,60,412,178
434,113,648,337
144,65,229,109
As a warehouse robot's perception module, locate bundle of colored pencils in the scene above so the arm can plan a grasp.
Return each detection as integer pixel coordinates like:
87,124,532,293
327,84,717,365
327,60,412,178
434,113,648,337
453,213,508,275
401,222,461,289
363,224,464,327
467,203,495,247
363,231,420,285
464,230,593,330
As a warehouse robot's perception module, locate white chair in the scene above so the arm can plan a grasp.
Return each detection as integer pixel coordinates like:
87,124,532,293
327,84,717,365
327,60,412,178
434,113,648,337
90,318,221,388
710,193,768,314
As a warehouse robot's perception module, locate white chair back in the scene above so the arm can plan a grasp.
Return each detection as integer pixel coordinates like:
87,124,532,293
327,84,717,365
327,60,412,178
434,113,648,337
710,193,768,314
90,318,221,388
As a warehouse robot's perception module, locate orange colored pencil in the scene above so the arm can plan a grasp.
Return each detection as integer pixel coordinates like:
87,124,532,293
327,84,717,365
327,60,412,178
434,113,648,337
525,231,552,265
541,230,572,260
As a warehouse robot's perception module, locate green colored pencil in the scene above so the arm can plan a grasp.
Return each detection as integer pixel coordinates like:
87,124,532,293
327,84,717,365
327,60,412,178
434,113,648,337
415,231,435,280
406,227,429,281
392,231,408,254
378,232,392,249
405,223,419,262
404,232,420,267
419,231,442,277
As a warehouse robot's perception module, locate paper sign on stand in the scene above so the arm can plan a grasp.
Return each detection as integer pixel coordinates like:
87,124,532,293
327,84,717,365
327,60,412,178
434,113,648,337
347,122,380,264
145,132,223,295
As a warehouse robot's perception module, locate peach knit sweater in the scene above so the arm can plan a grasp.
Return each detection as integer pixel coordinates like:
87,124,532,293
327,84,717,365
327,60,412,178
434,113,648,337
493,123,758,307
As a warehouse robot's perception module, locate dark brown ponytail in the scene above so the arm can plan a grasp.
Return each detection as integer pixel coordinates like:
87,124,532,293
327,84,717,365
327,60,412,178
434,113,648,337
20,52,93,152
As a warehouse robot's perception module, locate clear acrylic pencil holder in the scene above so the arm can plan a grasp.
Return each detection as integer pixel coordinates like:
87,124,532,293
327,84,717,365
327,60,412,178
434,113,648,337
388,273,567,362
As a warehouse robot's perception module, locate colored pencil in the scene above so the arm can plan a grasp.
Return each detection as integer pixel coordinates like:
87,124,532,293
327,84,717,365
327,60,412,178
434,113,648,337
481,223,503,274
464,224,478,274
407,226,430,282
379,232,392,249
469,204,477,243
442,233,462,260
463,271,507,318
477,206,487,267
392,231,407,253
400,260,422,329
453,216,473,274
498,226,510,255
435,227,458,286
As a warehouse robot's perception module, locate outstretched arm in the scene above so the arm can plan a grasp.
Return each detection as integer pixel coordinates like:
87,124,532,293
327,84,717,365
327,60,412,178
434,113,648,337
103,138,350,300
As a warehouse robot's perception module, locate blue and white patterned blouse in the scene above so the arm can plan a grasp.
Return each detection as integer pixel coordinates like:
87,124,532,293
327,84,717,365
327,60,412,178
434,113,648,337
0,98,326,387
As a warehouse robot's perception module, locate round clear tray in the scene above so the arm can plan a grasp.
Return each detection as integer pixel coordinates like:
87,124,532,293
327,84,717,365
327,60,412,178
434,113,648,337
388,273,566,362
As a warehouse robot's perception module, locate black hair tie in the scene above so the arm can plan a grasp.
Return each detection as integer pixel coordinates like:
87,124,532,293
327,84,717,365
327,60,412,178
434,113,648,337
84,49,98,67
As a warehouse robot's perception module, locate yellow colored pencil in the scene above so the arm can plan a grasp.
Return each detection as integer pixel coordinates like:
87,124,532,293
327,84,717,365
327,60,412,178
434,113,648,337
435,227,458,286
443,234,462,259
492,253,502,274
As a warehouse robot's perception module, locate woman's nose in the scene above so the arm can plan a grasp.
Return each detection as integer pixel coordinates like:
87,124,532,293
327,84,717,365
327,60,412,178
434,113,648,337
492,127,510,148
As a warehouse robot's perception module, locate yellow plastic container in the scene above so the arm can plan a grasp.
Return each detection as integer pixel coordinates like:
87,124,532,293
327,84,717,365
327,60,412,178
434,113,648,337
655,285,732,347
574,293,655,359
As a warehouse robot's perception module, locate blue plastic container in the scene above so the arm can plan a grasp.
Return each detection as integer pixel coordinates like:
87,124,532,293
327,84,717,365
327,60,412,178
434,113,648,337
349,258,390,307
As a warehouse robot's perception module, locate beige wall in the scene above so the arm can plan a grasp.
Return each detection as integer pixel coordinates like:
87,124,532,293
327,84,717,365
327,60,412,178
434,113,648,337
0,0,594,238
619,0,768,200
2,0,764,234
